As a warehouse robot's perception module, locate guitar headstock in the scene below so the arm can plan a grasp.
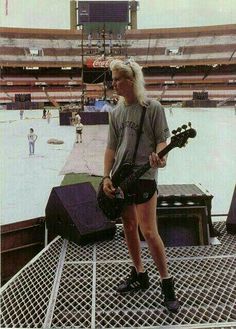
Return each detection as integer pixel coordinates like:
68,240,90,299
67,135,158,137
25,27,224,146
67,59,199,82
170,122,196,148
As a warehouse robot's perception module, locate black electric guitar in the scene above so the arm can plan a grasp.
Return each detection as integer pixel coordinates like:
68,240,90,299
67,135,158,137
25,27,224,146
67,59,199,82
97,123,197,220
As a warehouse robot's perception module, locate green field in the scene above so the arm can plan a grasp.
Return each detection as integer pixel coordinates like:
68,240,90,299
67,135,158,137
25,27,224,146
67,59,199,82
61,173,102,191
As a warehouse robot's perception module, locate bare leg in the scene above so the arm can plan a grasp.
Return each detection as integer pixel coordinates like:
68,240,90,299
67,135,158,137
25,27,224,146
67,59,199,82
137,193,169,278
122,204,144,273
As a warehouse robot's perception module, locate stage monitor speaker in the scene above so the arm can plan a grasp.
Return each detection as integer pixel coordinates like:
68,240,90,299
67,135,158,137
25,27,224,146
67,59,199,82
157,206,209,246
139,206,209,246
45,182,116,245
226,185,236,234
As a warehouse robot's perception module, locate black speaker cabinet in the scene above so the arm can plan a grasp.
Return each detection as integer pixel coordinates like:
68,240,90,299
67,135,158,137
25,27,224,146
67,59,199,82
45,182,116,245
157,206,209,246
226,185,236,234
157,184,218,237
59,111,72,126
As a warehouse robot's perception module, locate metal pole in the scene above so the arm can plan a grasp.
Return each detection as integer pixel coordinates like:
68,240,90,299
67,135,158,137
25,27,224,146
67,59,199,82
103,70,107,100
80,24,85,110
102,24,106,100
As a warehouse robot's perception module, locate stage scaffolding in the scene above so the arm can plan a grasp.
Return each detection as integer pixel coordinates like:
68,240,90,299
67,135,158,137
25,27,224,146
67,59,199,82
1,222,236,329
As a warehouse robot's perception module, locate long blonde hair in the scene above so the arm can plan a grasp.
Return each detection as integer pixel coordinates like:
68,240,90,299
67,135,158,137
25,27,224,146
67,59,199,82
110,59,147,106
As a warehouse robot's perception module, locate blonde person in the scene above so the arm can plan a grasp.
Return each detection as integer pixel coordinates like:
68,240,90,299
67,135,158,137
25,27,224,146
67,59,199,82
101,59,180,313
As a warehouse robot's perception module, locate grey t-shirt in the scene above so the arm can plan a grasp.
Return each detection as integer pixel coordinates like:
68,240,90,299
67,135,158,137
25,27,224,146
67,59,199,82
107,99,170,180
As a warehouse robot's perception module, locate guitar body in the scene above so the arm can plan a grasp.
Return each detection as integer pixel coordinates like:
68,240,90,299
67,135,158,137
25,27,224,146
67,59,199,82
97,163,134,220
97,124,196,221
112,162,134,187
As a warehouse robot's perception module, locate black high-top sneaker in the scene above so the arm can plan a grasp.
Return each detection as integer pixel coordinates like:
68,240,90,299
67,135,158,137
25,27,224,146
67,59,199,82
160,277,180,313
116,267,150,294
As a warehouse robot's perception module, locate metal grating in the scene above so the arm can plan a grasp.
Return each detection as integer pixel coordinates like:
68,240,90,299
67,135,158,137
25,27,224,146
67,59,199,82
0,238,64,329
1,221,236,329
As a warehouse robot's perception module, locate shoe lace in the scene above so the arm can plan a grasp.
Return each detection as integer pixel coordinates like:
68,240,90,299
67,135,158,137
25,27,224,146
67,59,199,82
123,270,138,286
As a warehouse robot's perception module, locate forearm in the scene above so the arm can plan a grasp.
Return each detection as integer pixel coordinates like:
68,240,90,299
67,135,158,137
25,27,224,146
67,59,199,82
103,147,115,176
150,141,169,168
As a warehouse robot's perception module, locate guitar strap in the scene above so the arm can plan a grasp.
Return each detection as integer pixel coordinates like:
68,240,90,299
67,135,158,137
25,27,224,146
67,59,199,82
131,105,147,164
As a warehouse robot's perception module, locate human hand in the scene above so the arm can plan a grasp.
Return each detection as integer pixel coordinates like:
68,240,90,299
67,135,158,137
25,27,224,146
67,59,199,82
103,177,116,199
149,152,167,168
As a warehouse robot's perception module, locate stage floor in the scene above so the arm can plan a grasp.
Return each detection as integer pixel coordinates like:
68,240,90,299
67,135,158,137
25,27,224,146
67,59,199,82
1,221,235,329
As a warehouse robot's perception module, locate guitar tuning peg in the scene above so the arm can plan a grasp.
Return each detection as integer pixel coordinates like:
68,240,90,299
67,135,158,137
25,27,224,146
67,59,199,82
182,124,187,130
177,127,182,133
188,122,192,127
172,129,177,135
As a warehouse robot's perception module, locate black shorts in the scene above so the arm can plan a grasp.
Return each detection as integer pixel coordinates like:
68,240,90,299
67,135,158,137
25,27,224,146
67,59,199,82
125,179,157,205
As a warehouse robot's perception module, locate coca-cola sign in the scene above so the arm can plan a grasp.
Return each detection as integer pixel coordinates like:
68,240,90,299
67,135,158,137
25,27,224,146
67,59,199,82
86,56,123,68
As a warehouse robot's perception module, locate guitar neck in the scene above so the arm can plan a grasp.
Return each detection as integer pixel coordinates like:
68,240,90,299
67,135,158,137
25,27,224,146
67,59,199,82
120,143,173,191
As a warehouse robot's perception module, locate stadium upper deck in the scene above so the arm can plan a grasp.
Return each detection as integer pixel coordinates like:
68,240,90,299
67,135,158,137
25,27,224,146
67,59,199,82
0,24,236,104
